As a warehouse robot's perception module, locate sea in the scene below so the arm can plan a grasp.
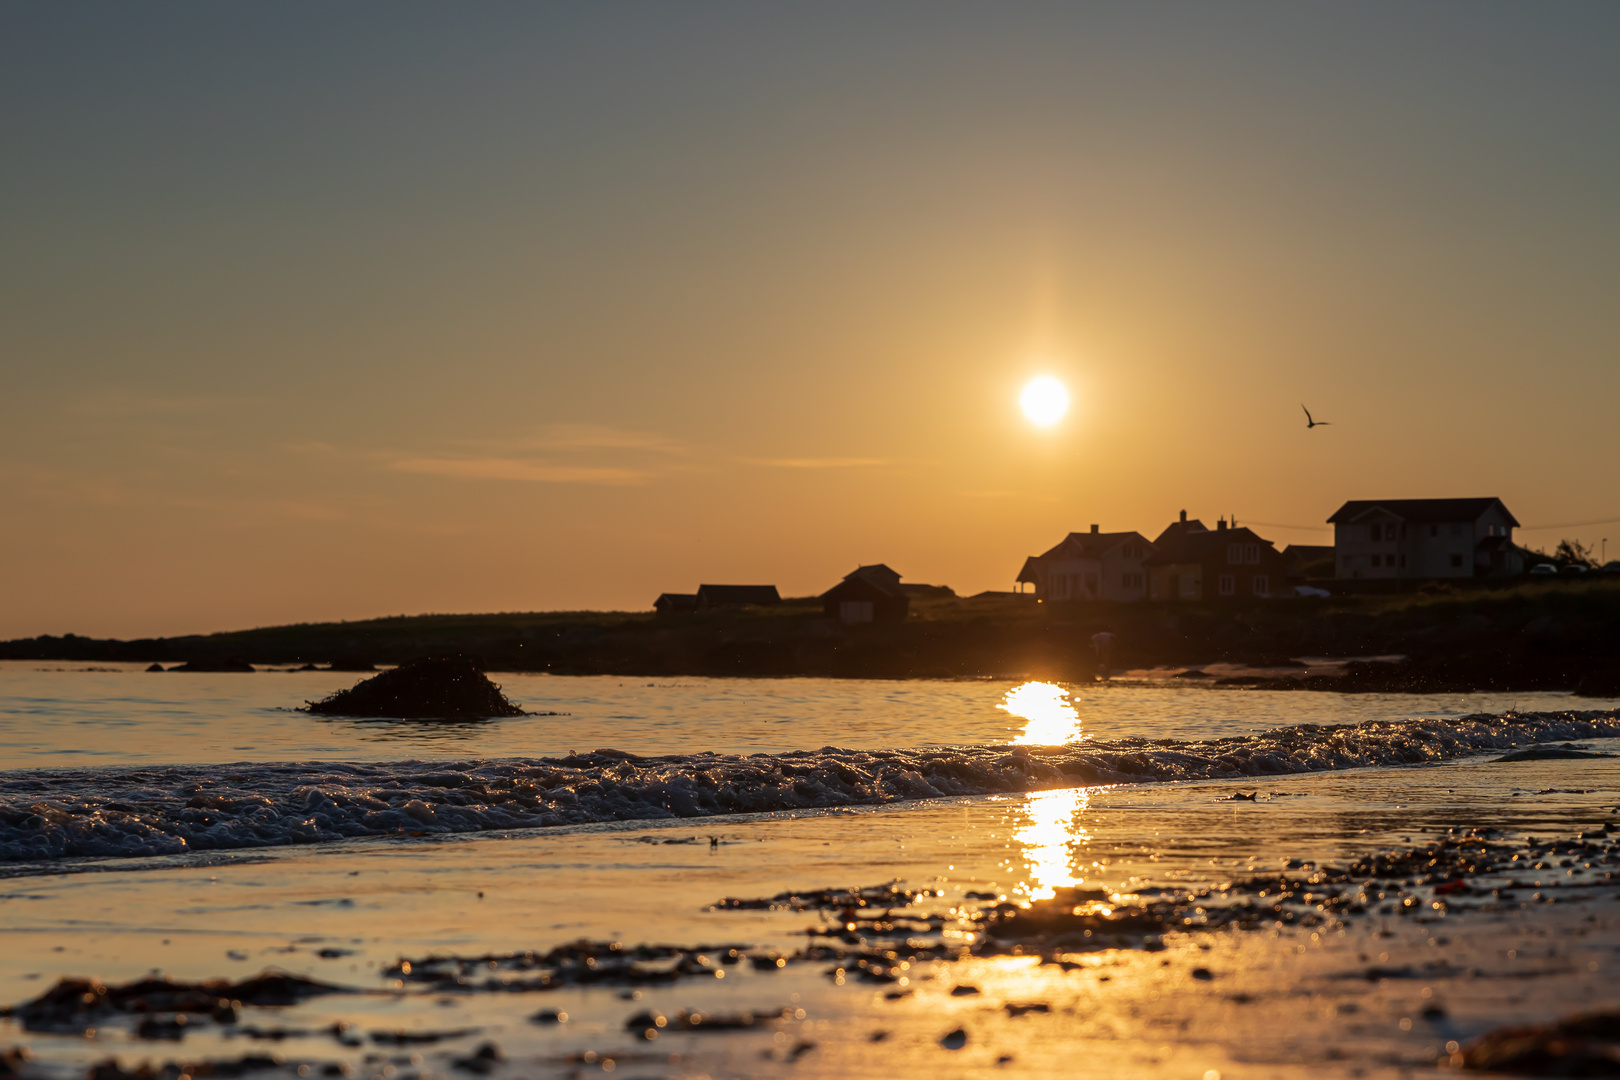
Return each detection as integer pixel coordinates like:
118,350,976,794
2,661,1618,1078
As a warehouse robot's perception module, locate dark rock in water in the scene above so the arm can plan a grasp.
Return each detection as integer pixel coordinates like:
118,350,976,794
327,659,377,672
1458,1010,1620,1074
1494,745,1612,762
145,663,165,672
304,657,524,719
167,659,255,673
940,1028,968,1050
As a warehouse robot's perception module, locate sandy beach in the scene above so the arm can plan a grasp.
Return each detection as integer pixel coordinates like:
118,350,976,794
3,670,1617,1079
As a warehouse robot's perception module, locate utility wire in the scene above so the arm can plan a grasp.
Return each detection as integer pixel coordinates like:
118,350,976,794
1234,516,1620,533
1517,516,1620,532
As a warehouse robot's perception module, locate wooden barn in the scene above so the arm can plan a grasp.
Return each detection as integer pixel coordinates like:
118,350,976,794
694,584,781,609
652,592,698,615
822,564,910,624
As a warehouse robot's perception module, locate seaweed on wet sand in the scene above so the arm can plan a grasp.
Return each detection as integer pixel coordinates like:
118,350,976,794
302,658,524,720
383,940,760,992
711,881,932,912
1454,1011,1620,1074
1,972,347,1035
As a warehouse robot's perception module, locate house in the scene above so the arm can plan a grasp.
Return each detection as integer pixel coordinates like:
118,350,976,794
1153,509,1209,548
1014,524,1153,602
822,564,910,624
1281,544,1335,581
1144,518,1287,601
1327,498,1522,579
653,593,698,615
694,584,781,608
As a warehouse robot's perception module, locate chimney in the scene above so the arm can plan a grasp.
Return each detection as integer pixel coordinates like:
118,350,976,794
1218,518,1228,531
1179,510,1187,524
1090,523,1099,534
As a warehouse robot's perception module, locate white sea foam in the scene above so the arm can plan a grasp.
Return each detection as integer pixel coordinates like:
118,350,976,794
1,709,1615,863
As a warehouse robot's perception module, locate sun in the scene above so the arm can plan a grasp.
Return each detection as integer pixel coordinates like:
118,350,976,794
1019,376,1070,427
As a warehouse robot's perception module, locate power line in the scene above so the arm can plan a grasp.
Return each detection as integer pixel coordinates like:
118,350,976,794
1517,516,1620,532
1237,520,1331,532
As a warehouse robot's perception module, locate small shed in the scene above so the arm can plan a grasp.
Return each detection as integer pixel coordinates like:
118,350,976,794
653,593,698,615
694,584,781,609
822,564,910,624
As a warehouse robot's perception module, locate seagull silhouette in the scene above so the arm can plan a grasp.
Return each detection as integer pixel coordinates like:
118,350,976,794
1302,404,1331,429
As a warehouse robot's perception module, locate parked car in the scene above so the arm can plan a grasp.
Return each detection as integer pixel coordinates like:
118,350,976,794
1602,561,1620,574
1292,585,1331,598
1529,563,1558,576
1560,563,1589,574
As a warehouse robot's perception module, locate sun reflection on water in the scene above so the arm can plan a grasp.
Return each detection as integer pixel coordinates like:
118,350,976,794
1001,681,1081,745
1015,786,1093,900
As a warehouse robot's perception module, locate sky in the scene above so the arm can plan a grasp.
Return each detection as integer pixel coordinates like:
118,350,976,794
2,2,1618,639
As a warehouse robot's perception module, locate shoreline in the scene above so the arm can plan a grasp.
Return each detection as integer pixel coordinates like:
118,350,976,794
4,580,1619,695
2,761,1617,1078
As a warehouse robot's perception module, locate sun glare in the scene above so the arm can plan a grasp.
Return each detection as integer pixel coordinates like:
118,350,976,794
1019,376,1069,427
1002,680,1082,745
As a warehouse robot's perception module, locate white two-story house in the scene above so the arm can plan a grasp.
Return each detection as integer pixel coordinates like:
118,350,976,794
1328,497,1522,579
1016,525,1154,602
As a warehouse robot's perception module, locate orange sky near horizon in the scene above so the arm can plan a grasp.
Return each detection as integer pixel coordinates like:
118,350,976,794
2,4,1618,639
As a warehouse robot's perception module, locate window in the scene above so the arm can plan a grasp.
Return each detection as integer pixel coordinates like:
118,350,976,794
1252,575,1270,596
1227,544,1242,565
1371,555,1381,568
1122,572,1143,589
1180,574,1199,598
1449,554,1463,569
1245,544,1260,564
1219,574,1235,596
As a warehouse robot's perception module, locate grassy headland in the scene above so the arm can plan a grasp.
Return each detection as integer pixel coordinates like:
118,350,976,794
6,578,1619,693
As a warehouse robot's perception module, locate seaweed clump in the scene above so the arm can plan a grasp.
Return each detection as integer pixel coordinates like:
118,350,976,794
303,657,525,719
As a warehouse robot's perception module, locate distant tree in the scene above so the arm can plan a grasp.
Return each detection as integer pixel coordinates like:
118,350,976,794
1553,538,1598,568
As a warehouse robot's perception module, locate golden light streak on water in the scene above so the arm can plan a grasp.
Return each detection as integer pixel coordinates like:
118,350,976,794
1014,786,1092,900
1001,680,1081,745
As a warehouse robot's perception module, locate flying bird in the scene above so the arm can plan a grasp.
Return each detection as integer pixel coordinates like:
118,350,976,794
1302,405,1331,429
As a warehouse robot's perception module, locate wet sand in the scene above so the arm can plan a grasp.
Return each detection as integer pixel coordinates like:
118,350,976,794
4,755,1617,1078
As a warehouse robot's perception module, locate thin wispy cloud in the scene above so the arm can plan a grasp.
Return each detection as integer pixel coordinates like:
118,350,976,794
65,389,254,418
747,457,894,469
502,424,683,453
388,457,650,485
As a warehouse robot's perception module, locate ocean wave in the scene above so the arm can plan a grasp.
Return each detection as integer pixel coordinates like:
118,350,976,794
1,709,1616,863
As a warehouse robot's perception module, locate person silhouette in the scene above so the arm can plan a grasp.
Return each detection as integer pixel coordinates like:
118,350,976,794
1090,630,1116,680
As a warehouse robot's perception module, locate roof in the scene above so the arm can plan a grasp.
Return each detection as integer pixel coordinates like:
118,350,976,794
1036,530,1150,561
1327,498,1518,527
835,564,906,599
653,593,698,611
1016,556,1041,585
1143,526,1276,566
1281,544,1334,560
1152,518,1209,547
694,584,781,606
822,576,910,604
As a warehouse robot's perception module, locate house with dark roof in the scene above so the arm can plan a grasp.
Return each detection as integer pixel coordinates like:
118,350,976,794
822,564,910,624
694,584,781,609
653,592,698,615
1144,519,1286,601
1281,544,1335,581
1326,498,1522,579
1015,524,1153,602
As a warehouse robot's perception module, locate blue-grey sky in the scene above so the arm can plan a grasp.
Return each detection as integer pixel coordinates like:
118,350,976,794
3,3,1617,636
